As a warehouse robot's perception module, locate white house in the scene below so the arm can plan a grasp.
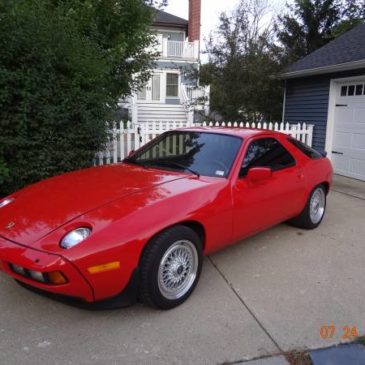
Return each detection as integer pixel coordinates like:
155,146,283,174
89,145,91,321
120,0,209,124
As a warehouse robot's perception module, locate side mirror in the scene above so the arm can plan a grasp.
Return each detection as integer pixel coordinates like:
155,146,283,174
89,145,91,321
128,150,135,157
247,167,272,183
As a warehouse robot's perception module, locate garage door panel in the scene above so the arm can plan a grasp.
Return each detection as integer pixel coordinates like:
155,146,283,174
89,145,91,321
349,159,365,177
334,121,365,130
352,134,365,150
333,145,365,160
353,108,365,124
334,108,353,123
332,154,349,174
333,83,365,181
333,131,352,148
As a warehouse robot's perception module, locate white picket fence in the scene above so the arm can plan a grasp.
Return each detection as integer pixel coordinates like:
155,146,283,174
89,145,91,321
95,120,314,166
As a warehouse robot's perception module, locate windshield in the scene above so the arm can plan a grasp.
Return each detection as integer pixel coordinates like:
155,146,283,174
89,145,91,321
125,131,242,178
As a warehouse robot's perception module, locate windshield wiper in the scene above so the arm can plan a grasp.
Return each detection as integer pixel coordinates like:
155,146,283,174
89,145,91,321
123,158,150,169
152,160,200,178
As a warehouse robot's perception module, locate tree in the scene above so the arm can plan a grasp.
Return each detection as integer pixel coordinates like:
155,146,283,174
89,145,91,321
332,0,365,36
276,0,365,65
202,0,284,121
0,0,160,196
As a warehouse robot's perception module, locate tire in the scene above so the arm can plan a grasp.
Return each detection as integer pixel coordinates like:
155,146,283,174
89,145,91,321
139,225,203,310
288,184,327,229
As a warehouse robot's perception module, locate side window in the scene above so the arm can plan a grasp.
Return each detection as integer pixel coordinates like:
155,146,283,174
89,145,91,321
240,138,295,176
287,137,323,159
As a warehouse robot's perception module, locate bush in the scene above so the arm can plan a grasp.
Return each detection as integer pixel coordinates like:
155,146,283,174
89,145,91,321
0,0,155,196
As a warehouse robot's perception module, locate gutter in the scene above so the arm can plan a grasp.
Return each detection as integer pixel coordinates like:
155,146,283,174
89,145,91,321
281,59,365,79
153,22,188,30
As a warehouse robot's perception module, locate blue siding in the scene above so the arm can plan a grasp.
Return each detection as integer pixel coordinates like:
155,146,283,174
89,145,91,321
284,69,365,151
285,77,330,150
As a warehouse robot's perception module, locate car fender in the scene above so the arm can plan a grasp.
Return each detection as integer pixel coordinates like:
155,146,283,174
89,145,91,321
54,177,232,300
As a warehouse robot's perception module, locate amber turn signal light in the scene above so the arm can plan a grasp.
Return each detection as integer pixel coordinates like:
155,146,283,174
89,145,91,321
47,271,68,285
87,261,120,274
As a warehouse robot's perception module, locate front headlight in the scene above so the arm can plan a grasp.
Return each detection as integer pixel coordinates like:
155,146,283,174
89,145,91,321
0,197,15,208
60,227,91,249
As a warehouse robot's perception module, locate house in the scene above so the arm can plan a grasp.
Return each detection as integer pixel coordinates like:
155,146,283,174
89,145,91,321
121,0,209,124
281,23,365,181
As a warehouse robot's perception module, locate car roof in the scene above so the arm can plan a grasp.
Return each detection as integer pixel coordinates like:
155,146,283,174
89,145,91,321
175,127,287,139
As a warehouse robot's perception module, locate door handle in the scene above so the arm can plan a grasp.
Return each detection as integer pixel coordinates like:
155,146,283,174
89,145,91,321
332,151,344,155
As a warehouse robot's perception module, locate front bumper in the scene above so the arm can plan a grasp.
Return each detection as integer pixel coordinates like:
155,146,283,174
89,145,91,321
16,268,139,310
0,235,94,302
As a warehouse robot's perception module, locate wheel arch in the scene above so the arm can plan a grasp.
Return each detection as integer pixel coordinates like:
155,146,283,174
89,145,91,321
320,181,330,195
138,220,206,267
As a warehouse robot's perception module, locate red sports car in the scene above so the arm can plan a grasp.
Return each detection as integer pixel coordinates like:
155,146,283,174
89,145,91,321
0,128,333,309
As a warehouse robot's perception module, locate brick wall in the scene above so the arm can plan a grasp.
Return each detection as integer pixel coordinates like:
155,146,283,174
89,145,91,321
188,0,201,42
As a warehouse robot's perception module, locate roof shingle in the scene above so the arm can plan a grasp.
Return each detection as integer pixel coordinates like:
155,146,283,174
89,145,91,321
285,22,365,75
153,9,188,28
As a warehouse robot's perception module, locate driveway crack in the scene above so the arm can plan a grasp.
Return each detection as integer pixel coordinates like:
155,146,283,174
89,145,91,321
208,256,284,356
332,189,365,201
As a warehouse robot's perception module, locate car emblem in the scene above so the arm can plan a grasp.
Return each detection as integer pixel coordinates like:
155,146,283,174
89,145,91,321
5,222,15,229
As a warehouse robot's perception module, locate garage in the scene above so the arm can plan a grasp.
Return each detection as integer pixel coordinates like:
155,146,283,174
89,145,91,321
331,81,365,181
281,22,365,182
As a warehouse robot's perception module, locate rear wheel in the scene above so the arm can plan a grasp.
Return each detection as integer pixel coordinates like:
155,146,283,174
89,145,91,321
139,225,203,310
289,185,327,229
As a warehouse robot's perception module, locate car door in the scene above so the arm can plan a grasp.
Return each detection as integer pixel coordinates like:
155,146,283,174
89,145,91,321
232,136,306,241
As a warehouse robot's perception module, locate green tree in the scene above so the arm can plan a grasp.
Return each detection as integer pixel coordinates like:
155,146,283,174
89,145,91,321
332,0,365,36
0,0,159,196
276,0,365,65
202,0,283,121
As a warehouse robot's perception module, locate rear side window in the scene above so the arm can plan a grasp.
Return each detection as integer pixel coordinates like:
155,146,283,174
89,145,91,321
241,138,295,176
287,138,322,159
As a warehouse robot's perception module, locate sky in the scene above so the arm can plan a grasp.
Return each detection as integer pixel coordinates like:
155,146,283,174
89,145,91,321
164,0,291,61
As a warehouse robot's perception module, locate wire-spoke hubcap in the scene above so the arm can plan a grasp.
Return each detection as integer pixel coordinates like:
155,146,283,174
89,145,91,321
158,240,198,300
310,188,325,224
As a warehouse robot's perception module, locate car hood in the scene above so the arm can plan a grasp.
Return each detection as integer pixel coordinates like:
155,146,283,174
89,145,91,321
0,163,186,246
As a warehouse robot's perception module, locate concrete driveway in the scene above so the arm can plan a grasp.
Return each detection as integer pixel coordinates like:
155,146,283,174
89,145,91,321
1,176,364,365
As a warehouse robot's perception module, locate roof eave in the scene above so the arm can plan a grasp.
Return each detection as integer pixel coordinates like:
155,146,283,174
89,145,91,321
281,59,365,79
152,22,188,30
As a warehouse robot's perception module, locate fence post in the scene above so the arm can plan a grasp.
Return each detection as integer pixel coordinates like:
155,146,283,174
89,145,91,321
131,95,138,124
301,123,307,143
112,125,118,163
307,124,314,146
119,121,125,161
187,110,194,126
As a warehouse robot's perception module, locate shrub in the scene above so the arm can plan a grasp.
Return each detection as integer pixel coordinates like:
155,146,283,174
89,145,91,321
0,0,155,196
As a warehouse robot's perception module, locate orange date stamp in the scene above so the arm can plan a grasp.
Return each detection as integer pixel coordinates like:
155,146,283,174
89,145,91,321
320,324,358,340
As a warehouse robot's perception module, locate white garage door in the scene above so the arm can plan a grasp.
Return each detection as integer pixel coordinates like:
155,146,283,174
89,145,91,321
332,82,365,181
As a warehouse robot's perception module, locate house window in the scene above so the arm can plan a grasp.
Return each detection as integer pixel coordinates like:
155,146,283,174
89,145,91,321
160,31,185,42
137,84,146,100
166,73,179,97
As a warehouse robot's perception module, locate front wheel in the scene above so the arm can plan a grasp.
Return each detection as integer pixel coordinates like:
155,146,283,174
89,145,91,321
289,185,327,229
139,225,203,310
